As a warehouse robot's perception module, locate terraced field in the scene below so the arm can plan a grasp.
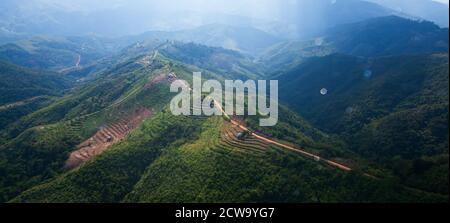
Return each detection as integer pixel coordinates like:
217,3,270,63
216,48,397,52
192,101,313,166
65,107,152,169
214,121,274,158
188,105,271,158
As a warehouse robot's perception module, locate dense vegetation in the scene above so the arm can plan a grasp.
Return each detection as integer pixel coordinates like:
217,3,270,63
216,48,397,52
0,36,115,71
139,24,282,55
0,61,72,130
158,42,263,79
0,61,71,106
327,16,449,57
258,16,449,75
0,53,178,202
10,113,446,203
0,96,55,130
11,111,207,203
0,14,448,203
277,53,449,194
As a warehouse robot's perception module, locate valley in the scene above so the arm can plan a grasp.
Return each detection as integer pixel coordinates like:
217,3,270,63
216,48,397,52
0,0,448,204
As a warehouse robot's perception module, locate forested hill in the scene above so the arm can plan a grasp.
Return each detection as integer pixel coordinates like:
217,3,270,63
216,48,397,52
277,53,449,195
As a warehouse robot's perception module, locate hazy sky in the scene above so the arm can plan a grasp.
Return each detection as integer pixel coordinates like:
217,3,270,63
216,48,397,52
54,0,449,11
3,0,447,37
46,0,280,14
122,0,285,20
35,0,449,20
433,0,449,4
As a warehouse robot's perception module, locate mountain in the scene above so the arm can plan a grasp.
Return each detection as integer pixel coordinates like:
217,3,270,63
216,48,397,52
156,41,263,79
367,0,449,27
0,28,27,45
137,24,282,55
0,61,71,105
10,109,443,203
257,39,335,75
0,41,264,202
1,0,448,47
258,16,449,74
0,36,118,71
0,0,152,38
0,24,272,76
0,1,287,42
0,60,72,136
0,1,449,203
277,53,449,194
0,42,445,203
0,50,177,202
326,16,449,57
276,0,400,38
66,40,264,81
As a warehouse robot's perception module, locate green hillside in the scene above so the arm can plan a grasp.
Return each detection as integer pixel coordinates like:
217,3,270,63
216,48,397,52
327,16,449,57
0,52,179,202
0,41,271,202
0,60,71,105
0,31,447,203
11,110,446,203
257,16,449,75
277,53,449,195
158,41,263,79
1,48,446,203
0,61,72,131
0,36,114,71
138,24,282,55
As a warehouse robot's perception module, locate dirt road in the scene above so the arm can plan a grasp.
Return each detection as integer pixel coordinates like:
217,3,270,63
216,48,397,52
75,54,81,68
212,100,353,172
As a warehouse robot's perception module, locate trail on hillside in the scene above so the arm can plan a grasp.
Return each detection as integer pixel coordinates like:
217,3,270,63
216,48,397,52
211,100,353,172
0,96,47,111
58,54,81,73
75,54,81,68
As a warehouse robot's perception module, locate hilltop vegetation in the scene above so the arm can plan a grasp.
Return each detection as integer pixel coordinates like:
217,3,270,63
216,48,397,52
0,61,72,131
258,16,449,74
0,61,71,106
277,53,449,194
158,42,263,79
3,47,448,203
11,111,208,203
0,9,448,203
0,40,282,202
0,53,180,202
11,111,446,203
139,24,282,55
0,36,116,71
327,16,449,57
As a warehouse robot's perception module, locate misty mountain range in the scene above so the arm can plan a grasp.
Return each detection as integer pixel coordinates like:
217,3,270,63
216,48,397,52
1,0,448,44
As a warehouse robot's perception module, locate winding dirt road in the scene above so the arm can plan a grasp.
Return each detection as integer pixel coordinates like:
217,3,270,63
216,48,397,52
212,100,353,172
75,54,81,68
